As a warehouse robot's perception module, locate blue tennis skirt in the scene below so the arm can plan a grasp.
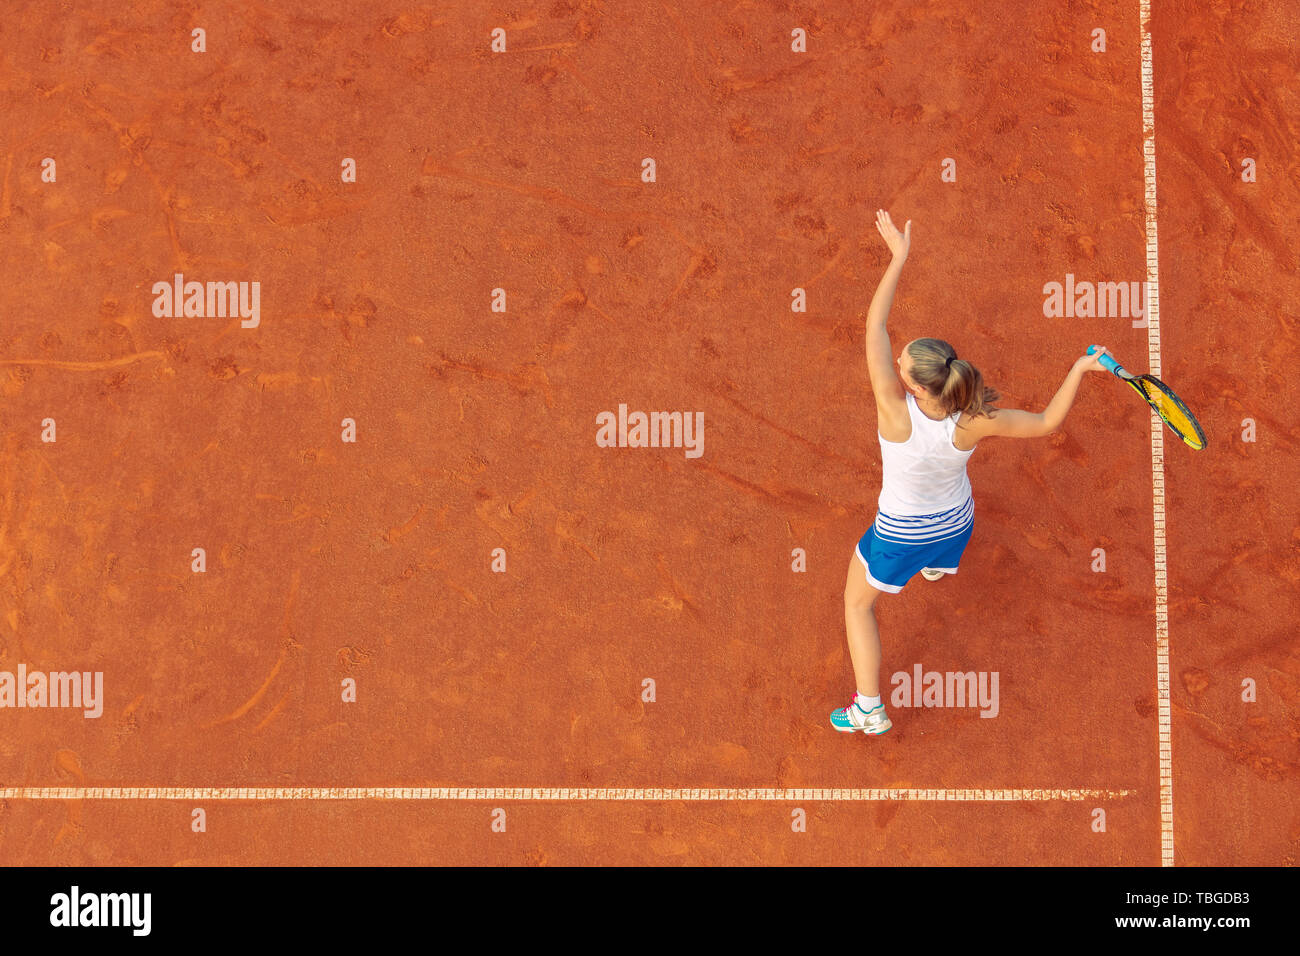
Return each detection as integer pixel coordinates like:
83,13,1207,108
855,497,974,593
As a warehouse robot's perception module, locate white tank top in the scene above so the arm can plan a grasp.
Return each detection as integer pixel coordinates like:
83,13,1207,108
877,394,974,516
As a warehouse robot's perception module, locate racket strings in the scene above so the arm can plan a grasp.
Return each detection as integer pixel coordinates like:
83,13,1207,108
1139,379,1203,447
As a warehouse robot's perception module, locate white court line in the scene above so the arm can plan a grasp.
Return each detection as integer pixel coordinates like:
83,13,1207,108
1139,0,1174,868
0,787,1133,802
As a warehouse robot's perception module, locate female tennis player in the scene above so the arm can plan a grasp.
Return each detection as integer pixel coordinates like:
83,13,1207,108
832,210,1111,734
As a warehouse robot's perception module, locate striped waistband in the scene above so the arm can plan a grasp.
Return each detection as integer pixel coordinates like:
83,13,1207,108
873,497,974,544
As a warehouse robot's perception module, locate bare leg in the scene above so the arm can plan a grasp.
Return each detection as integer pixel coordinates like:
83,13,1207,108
844,551,886,697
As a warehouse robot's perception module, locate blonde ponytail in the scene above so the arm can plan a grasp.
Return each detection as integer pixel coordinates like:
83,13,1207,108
906,338,999,419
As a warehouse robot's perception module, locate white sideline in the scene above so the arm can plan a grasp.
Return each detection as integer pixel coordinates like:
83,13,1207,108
1140,0,1175,868
0,787,1133,802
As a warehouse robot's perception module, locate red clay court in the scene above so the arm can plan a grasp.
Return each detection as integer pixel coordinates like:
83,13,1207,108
0,1,1296,866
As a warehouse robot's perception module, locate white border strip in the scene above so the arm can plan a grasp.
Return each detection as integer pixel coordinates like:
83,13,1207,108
1140,0,1174,868
0,787,1133,802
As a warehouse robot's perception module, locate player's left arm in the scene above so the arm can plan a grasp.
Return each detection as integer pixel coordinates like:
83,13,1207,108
865,211,910,412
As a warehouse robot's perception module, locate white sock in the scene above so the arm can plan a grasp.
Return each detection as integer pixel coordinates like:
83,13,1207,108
854,692,882,713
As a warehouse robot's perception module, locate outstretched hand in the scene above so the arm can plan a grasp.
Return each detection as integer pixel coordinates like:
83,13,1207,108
875,209,911,262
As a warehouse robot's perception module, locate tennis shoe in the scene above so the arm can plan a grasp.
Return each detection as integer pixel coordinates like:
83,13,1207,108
830,700,892,735
920,568,946,581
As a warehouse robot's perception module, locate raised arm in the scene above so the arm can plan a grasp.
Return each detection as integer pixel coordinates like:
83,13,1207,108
865,210,910,412
975,348,1112,438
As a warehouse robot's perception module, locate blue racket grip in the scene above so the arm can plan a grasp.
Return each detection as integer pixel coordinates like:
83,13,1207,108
1087,344,1127,377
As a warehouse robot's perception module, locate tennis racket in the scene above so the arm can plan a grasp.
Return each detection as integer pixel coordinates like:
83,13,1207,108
1087,345,1206,450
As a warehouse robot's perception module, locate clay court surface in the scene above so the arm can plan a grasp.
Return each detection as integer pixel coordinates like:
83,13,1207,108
0,1,1296,865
